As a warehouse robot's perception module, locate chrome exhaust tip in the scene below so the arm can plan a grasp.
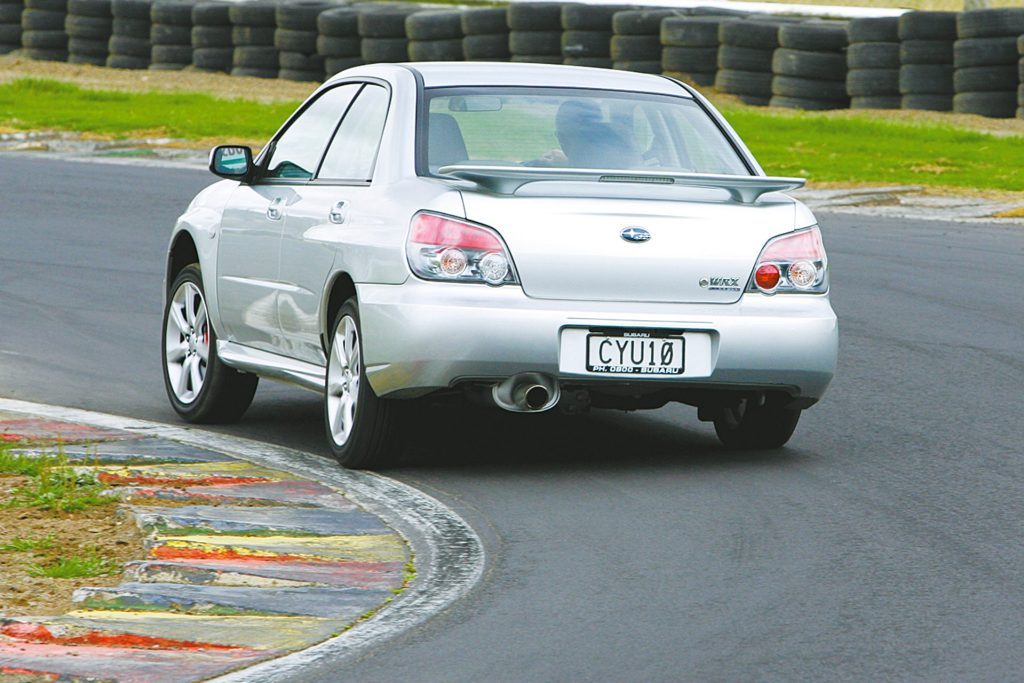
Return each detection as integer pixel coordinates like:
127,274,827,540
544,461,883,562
492,373,561,413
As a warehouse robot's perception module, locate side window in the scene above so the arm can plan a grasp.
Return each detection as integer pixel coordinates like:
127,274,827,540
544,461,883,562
318,84,389,181
263,84,360,180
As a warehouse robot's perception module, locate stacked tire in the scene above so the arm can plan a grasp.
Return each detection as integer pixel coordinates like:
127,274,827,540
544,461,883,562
771,22,850,110
276,1,329,81
66,0,112,65
845,17,899,109
0,0,22,54
898,11,957,111
611,9,675,74
508,2,562,64
406,9,462,62
715,20,781,106
460,7,507,62
230,1,278,79
952,8,1024,118
662,15,738,87
317,6,361,76
561,3,624,69
191,1,231,73
1019,35,1023,119
358,4,417,64
21,0,68,62
150,0,193,70
107,0,150,69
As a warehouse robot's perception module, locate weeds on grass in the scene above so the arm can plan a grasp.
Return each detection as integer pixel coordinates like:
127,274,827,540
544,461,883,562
28,552,118,579
0,534,56,552
0,446,52,477
2,447,114,513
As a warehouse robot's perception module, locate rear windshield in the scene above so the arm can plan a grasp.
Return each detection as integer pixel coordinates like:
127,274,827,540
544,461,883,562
422,87,749,176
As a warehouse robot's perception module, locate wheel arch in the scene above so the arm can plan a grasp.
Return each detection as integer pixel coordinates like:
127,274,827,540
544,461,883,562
167,230,200,293
321,271,358,353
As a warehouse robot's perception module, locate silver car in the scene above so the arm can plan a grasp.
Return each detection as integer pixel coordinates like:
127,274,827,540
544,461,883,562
162,62,838,468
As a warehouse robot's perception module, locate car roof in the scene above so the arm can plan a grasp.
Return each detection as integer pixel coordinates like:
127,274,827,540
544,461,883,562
328,62,693,98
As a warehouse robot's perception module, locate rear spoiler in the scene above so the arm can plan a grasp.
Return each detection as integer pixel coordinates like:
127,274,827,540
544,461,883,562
437,165,805,204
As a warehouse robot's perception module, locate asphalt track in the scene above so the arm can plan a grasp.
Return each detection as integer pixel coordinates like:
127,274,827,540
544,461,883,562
2,154,1023,682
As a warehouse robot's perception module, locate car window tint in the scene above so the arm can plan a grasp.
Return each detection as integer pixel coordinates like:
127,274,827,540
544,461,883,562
264,84,360,181
318,84,389,181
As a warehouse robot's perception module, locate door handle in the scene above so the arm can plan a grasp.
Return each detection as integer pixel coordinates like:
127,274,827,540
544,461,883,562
328,200,348,224
267,197,284,221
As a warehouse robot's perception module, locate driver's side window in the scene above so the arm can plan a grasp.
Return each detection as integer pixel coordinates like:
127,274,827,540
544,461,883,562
263,84,360,181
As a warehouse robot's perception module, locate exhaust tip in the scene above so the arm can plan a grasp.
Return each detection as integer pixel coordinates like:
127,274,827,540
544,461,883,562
524,385,550,411
491,373,561,413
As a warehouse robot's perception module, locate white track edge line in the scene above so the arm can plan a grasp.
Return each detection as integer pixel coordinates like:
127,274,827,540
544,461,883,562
0,398,485,681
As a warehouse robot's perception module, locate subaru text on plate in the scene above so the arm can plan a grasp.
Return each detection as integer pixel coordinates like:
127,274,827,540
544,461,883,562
161,62,838,468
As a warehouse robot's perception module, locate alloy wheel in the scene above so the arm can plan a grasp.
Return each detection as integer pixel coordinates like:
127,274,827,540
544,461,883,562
327,315,361,447
164,281,210,404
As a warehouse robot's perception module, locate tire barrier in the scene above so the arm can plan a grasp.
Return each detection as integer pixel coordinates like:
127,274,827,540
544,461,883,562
65,0,111,65
318,5,360,76
460,7,507,62
149,0,192,71
358,4,417,65
662,15,739,87
952,8,1024,118
230,0,278,79
0,0,22,54
106,0,148,68
507,2,561,64
611,9,676,74
561,3,624,69
846,16,899,109
1018,35,1023,119
716,19,782,106
191,1,230,73
276,0,329,81
407,9,463,62
22,0,67,61
771,22,850,110
898,11,957,111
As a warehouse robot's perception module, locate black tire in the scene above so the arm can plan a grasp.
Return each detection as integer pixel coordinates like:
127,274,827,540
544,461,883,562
357,6,415,38
68,35,106,54
24,0,66,11
22,9,65,30
68,51,105,63
611,9,675,36
611,59,661,73
898,11,956,41
106,51,148,66
719,19,779,50
230,66,276,78
956,8,1024,41
663,68,714,86
953,65,1018,93
777,23,847,52
847,16,897,43
715,68,773,96
0,5,22,23
772,74,848,100
462,32,508,59
278,67,321,81
317,7,356,37
360,36,406,62
509,29,560,56
460,7,505,35
192,45,230,68
65,15,111,39
150,22,189,44
561,3,627,31
713,397,801,450
408,37,462,61
506,1,560,31
232,24,273,45
661,16,730,48
564,56,611,68
610,34,661,61
325,54,361,74
67,0,109,18
108,33,149,56
22,29,66,48
274,27,315,52
850,95,901,109
150,0,191,26
191,24,229,48
151,42,188,61
279,49,321,69
661,45,716,72
772,48,847,80
229,2,276,28
192,1,229,26
24,46,66,59
512,54,562,64
899,64,953,94
716,45,771,72
324,298,405,469
901,93,952,111
953,37,1018,69
276,0,328,32
953,90,1017,118
899,39,952,65
405,9,461,41
316,34,360,58
0,24,21,43
112,17,148,37
846,42,898,69
233,44,275,68
846,68,899,96
561,30,609,58
769,95,848,110
163,265,258,424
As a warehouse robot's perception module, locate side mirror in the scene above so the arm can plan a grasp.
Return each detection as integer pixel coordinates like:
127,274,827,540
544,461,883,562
209,145,253,180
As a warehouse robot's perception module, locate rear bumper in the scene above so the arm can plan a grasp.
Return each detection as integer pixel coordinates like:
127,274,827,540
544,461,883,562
357,279,838,401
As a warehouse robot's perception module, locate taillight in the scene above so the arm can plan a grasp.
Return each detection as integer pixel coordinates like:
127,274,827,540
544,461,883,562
407,212,518,286
748,226,828,295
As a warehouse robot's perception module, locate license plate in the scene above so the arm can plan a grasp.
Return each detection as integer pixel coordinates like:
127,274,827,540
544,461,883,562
585,330,684,375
